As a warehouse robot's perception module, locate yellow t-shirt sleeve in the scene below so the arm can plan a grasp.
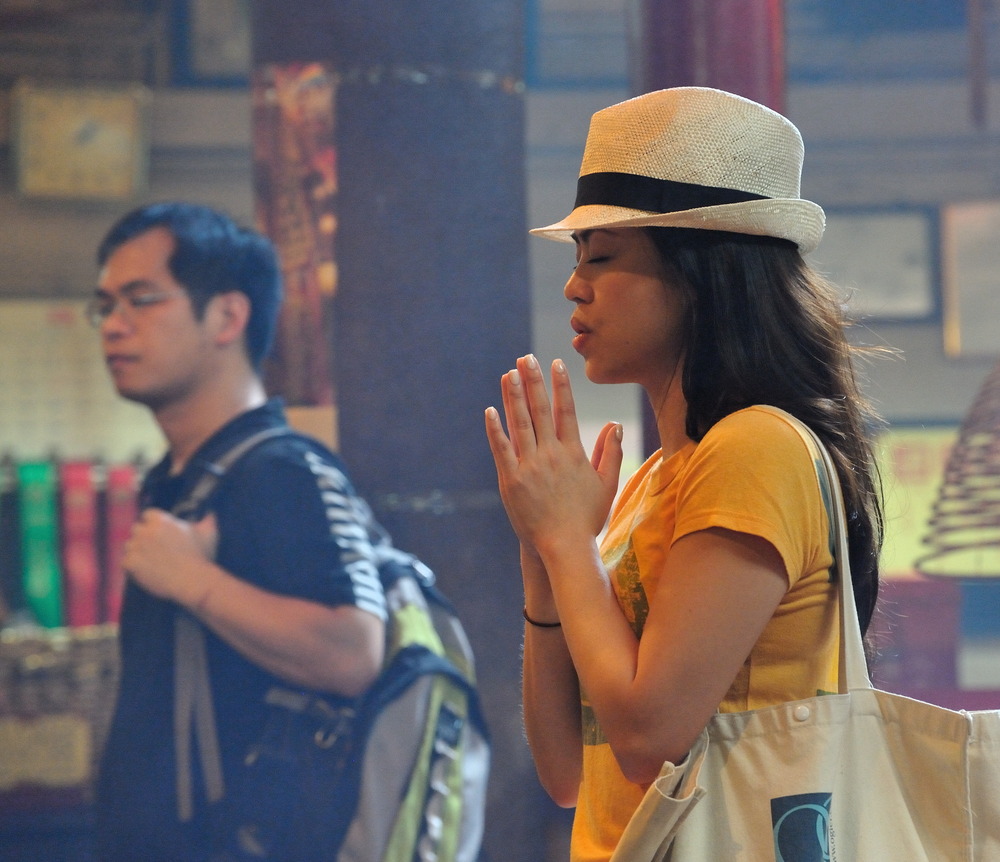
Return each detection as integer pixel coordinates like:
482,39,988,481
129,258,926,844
672,407,829,588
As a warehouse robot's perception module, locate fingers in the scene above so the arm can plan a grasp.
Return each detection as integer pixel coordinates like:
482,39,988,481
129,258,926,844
482,371,522,468
498,355,553,457
509,354,580,440
516,354,559,445
489,355,585,454
590,421,623,469
592,422,625,490
492,355,551,461
499,367,533,458
484,404,517,473
549,358,582,444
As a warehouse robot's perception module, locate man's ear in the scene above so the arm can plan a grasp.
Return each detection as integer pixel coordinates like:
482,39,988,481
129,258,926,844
208,290,251,347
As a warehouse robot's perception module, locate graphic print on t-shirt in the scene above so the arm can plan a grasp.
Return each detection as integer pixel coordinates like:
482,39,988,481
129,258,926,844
581,537,651,747
605,535,648,637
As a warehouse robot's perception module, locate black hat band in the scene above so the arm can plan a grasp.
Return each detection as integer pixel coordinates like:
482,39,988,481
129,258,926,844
574,171,768,214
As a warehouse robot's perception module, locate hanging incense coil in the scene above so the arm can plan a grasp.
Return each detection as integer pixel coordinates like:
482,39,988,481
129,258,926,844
917,360,1000,578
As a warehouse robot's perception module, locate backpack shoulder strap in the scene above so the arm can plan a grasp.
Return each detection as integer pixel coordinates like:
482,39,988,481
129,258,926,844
171,425,293,520
173,423,292,822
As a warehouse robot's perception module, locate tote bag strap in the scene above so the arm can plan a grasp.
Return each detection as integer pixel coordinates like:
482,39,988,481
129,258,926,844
755,406,872,692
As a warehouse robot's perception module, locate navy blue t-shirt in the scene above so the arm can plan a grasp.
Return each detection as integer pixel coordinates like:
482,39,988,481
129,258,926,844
94,400,386,861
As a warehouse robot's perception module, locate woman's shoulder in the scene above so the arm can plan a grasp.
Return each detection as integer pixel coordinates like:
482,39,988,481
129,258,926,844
709,404,804,434
701,405,813,459
676,406,830,584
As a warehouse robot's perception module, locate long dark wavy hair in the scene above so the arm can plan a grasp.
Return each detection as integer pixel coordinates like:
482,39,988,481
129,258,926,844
646,227,884,634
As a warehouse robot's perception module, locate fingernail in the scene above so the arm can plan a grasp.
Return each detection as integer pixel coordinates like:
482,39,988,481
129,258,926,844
524,354,538,370
509,369,521,385
615,423,623,441
553,358,566,375
485,406,498,421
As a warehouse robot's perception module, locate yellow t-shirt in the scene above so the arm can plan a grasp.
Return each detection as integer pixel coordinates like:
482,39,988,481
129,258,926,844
570,406,840,862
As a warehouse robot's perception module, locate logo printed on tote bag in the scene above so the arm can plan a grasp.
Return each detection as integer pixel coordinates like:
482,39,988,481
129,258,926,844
771,793,832,862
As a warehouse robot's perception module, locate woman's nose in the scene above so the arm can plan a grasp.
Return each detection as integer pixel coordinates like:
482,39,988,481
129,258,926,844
563,270,589,304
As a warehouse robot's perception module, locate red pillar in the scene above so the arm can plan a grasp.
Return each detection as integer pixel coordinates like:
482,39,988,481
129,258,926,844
631,0,786,111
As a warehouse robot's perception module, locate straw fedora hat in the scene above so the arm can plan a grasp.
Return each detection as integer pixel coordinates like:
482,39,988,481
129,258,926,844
530,87,825,254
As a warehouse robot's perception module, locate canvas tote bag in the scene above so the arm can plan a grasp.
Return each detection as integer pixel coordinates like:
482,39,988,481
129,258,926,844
610,408,1000,862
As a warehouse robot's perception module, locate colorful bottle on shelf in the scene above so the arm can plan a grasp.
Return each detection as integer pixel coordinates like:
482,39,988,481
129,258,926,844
17,461,64,628
103,462,138,623
60,460,102,627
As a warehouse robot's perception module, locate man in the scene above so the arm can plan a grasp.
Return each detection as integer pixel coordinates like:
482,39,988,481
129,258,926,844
91,202,387,860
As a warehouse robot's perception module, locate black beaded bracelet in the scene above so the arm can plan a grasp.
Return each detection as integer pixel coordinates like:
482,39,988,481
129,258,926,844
523,607,562,628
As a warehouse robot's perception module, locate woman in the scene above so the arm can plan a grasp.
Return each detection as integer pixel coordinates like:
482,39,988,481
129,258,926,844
484,87,883,860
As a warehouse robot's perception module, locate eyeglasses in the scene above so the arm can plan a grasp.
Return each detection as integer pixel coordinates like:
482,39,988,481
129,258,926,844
85,285,183,328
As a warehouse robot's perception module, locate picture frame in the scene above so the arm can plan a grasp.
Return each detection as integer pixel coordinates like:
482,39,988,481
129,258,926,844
807,207,938,322
11,80,151,201
941,200,1000,359
172,0,252,86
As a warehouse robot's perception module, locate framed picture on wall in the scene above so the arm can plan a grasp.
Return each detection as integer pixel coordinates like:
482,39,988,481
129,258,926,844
941,200,1000,358
807,208,938,322
172,0,251,86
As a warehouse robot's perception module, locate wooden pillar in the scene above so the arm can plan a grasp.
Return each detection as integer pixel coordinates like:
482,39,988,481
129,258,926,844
630,0,785,110
631,0,787,455
253,3,543,860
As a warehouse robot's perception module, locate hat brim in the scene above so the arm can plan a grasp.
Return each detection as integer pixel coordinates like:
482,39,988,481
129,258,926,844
529,199,826,255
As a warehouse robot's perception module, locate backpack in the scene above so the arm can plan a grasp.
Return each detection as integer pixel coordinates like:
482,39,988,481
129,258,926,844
170,426,490,862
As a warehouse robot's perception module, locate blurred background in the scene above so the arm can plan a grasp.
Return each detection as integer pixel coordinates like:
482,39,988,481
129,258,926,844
2,0,1000,859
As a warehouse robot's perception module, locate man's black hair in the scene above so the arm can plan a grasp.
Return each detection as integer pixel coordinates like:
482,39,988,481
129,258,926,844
97,202,282,368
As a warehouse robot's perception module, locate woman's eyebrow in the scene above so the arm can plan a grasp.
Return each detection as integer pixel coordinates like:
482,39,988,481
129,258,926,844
572,228,619,244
